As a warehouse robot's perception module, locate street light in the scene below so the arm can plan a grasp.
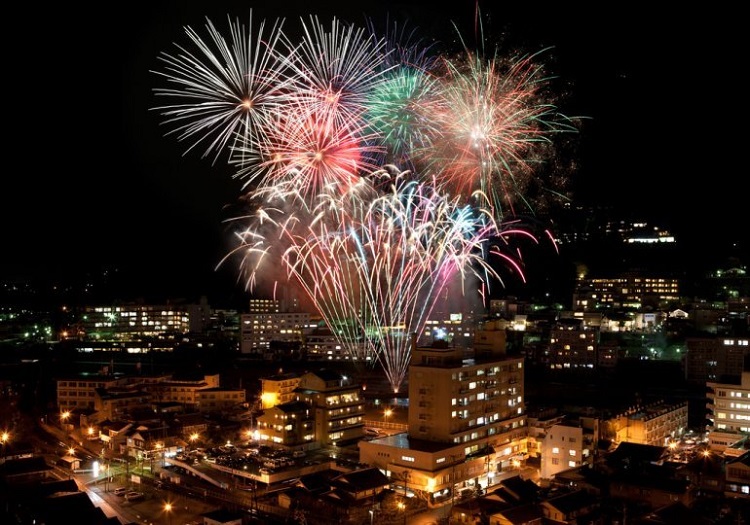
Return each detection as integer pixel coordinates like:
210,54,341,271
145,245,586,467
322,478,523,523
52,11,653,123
164,502,172,525
368,509,374,525
1,431,9,462
384,408,392,426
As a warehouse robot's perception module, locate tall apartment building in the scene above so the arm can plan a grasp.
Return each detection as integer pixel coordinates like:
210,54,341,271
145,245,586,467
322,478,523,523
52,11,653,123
359,329,527,504
706,371,750,452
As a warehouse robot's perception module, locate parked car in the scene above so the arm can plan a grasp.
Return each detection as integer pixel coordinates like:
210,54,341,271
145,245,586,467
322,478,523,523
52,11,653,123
113,487,128,496
125,491,144,501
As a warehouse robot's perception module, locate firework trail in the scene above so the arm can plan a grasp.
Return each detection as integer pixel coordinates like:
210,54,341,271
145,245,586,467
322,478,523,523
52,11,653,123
225,168,505,393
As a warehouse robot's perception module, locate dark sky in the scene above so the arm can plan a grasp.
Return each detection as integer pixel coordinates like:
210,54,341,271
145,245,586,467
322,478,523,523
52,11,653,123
3,2,744,301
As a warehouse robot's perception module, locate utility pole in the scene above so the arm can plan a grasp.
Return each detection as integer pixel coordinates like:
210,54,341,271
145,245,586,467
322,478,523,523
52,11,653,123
402,470,410,525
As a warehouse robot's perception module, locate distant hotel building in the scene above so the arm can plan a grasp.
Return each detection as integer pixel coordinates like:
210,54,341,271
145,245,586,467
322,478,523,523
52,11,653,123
240,311,311,355
76,304,192,340
573,274,680,312
61,298,239,349
419,311,478,348
240,297,310,355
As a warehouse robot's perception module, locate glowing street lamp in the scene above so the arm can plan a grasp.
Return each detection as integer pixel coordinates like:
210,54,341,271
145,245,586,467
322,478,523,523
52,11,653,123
164,502,173,525
384,408,392,426
1,431,9,462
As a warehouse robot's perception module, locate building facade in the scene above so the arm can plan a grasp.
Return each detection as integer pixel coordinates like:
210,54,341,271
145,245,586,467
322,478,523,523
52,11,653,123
359,331,528,505
707,371,750,452
686,337,750,384
605,400,688,447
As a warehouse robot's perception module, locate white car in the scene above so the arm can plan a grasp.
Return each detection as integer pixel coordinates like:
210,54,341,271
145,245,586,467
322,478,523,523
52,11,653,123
125,491,144,501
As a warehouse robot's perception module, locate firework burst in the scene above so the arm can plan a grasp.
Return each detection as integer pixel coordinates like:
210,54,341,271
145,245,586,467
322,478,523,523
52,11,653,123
420,46,577,219
154,9,579,394
151,12,290,163
281,15,392,131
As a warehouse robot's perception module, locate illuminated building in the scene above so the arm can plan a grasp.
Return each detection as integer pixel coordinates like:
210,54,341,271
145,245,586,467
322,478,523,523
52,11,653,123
288,369,365,447
706,371,750,452
260,372,302,409
573,274,680,312
540,419,597,480
257,369,365,447
240,311,310,355
77,304,192,341
358,326,527,504
255,400,315,448
546,318,599,371
605,400,688,446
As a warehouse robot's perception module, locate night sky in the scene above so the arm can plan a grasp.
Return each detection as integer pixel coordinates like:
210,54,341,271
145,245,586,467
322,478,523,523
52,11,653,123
3,2,744,302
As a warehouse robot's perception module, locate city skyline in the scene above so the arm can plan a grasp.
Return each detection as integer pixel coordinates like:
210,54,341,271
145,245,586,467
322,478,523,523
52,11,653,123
3,2,745,302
